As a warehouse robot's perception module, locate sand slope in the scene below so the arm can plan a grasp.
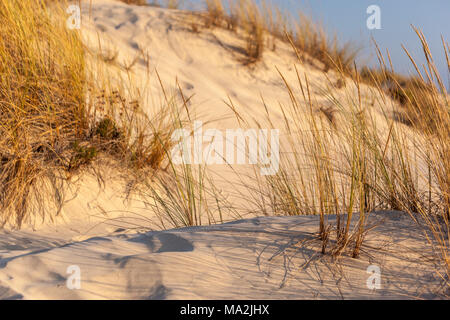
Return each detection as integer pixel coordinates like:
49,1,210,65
82,0,393,128
0,0,444,299
77,0,399,222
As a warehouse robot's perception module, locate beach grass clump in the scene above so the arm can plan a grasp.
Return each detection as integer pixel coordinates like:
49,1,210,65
392,30,449,290
241,1,265,63
204,0,225,28
223,27,448,279
0,0,176,227
0,0,88,226
360,65,440,132
141,83,238,229
257,70,376,259
200,0,359,70
263,29,448,288
290,12,360,74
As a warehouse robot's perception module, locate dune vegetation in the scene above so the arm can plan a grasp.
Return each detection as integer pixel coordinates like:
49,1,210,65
134,0,450,289
0,0,448,295
0,0,175,227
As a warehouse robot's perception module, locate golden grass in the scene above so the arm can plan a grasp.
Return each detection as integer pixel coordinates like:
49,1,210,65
204,0,225,27
290,12,360,74
3,0,448,295
229,68,379,258
140,78,239,229
120,0,148,5
125,0,448,286
218,22,448,290
258,29,448,287
139,0,358,68
0,0,87,226
360,67,442,132
104,0,450,293
198,0,359,69
147,0,183,8
0,0,176,227
203,0,266,62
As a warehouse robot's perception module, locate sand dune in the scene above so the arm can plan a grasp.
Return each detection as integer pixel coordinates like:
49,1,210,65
0,0,446,300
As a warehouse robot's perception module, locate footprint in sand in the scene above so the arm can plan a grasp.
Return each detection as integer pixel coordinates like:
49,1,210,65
95,24,107,32
110,255,170,299
129,41,140,50
182,82,194,91
125,9,139,24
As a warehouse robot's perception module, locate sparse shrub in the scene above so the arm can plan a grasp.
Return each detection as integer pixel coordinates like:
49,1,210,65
359,65,442,132
95,117,122,141
204,0,224,27
293,13,359,74
242,1,265,63
68,142,98,171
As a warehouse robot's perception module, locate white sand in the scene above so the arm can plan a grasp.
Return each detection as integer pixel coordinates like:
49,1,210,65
0,212,444,299
0,0,445,299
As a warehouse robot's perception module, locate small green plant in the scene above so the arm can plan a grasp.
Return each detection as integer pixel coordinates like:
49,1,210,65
68,142,98,171
95,117,122,140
